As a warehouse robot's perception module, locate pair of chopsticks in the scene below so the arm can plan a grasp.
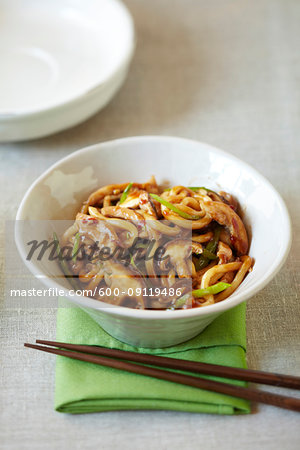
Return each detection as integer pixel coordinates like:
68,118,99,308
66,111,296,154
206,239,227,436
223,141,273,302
24,340,300,412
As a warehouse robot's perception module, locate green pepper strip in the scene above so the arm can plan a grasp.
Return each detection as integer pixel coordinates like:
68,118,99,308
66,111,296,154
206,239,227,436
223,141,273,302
193,246,217,260
202,248,218,260
72,232,80,262
194,226,221,271
120,182,133,204
206,226,221,253
150,193,201,220
53,232,78,290
174,282,231,308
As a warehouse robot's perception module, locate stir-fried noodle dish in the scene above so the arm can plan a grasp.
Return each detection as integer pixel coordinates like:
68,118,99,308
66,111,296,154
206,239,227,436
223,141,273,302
60,176,253,310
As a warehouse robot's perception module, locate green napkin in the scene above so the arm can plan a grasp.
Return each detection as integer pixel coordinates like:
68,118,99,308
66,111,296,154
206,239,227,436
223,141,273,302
55,300,250,414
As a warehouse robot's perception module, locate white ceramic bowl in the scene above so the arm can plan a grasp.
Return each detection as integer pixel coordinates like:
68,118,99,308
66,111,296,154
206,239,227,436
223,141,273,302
15,136,292,347
0,0,135,142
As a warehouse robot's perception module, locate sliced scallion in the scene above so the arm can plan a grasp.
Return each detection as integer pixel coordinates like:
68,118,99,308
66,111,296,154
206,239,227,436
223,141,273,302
120,182,133,204
150,193,201,220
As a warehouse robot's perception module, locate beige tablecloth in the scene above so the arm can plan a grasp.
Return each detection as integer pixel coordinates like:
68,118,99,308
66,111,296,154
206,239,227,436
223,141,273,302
0,1,299,449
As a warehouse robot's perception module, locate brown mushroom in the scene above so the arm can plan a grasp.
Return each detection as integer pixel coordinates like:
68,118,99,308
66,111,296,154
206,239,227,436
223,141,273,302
161,239,192,278
103,261,146,309
139,191,160,218
217,241,233,264
75,212,119,252
219,228,232,247
218,191,238,211
200,199,248,255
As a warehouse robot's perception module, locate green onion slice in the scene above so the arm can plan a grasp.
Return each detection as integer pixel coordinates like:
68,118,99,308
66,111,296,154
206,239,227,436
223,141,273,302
188,186,216,193
174,282,231,309
120,182,133,204
150,193,201,220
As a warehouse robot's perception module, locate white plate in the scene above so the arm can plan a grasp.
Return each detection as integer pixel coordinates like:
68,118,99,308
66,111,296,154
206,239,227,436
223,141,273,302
15,136,292,347
0,0,135,141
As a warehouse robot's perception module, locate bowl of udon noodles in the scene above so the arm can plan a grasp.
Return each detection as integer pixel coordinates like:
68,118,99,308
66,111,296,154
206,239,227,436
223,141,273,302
15,136,291,347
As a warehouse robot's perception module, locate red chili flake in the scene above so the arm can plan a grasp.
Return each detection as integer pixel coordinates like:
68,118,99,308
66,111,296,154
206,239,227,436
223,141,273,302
82,217,98,225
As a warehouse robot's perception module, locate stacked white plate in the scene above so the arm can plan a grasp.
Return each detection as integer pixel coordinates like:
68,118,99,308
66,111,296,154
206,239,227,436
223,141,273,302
0,0,135,142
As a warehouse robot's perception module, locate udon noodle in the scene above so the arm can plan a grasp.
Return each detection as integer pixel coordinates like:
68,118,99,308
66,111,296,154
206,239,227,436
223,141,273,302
60,176,253,309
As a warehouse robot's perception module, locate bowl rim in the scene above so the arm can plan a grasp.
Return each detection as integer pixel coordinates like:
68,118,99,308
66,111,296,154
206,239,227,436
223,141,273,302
0,0,135,120
15,135,292,320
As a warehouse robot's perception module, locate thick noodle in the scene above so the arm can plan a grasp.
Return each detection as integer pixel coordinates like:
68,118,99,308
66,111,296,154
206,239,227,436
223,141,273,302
60,177,253,309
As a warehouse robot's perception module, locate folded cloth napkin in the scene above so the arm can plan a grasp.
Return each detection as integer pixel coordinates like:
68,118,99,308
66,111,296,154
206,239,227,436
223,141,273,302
55,300,250,414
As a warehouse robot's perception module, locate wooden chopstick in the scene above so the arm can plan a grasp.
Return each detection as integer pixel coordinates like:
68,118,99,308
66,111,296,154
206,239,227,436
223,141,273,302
36,340,300,390
24,342,300,412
